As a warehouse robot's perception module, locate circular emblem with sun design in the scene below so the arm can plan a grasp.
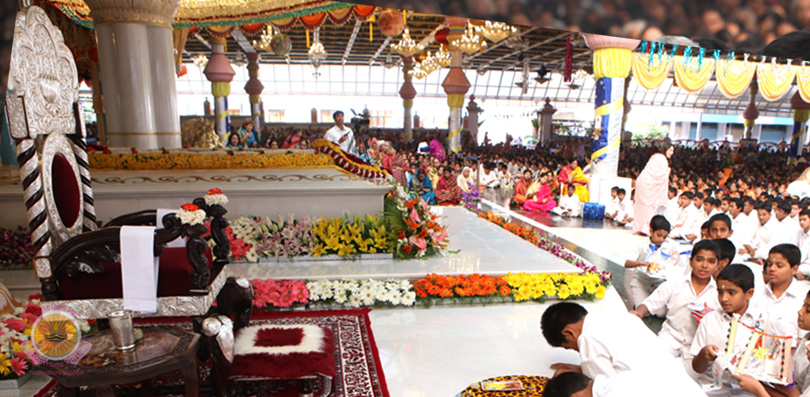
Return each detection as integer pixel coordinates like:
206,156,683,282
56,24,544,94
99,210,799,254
30,310,82,360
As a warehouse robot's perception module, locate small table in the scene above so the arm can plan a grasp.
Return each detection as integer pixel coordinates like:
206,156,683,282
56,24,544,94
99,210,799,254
459,375,549,396
45,326,200,397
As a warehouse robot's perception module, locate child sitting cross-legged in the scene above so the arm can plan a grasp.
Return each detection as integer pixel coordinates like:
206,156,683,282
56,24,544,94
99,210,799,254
542,370,707,397
630,240,722,359
625,215,677,307
689,264,762,396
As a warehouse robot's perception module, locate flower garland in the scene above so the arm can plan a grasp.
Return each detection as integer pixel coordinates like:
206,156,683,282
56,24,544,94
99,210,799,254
88,151,334,171
251,279,309,309
178,203,206,225
384,184,449,259
505,272,606,302
307,279,416,308
413,274,511,299
311,139,388,180
468,206,612,284
204,188,228,206
311,215,393,257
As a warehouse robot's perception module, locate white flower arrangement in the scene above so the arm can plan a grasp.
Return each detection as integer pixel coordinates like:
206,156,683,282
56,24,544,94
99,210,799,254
306,279,415,308
204,188,229,206
178,203,206,225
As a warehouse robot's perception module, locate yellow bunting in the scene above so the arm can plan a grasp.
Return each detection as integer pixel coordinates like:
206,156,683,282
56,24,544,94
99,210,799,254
591,137,621,162
306,29,310,48
673,55,716,93
211,81,231,97
795,109,810,124
631,55,672,90
757,62,795,102
592,48,632,79
797,65,810,103
715,59,757,99
447,94,465,109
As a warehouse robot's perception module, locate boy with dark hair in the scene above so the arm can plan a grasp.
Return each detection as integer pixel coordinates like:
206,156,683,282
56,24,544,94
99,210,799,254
707,214,734,241
625,215,675,306
541,302,694,381
631,240,721,358
712,238,736,279
741,202,779,261
542,370,706,397
605,186,620,220
690,265,761,394
728,198,754,251
795,209,810,271
752,243,809,344
672,192,701,240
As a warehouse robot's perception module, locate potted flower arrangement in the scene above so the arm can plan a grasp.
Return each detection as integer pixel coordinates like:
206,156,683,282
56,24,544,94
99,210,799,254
384,184,449,259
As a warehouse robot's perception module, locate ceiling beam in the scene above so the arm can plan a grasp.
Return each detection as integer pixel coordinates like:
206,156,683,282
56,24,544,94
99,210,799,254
193,33,211,50
417,22,448,50
343,20,363,65
467,26,539,62
369,37,394,64
483,31,570,69
230,29,256,54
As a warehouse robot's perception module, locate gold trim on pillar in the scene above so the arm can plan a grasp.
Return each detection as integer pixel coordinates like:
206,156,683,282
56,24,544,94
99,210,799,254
106,132,182,136
84,0,180,28
403,99,413,108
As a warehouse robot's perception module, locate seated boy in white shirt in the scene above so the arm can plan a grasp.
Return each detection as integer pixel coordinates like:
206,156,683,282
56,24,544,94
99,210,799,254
541,302,694,382
751,243,810,345
552,184,582,217
625,215,676,307
542,370,707,397
689,264,761,396
604,187,620,220
615,189,635,226
631,240,722,358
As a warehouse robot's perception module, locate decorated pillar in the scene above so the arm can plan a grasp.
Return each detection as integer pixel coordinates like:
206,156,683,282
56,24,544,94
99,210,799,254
86,0,182,148
743,82,759,140
400,56,417,142
583,34,640,180
466,95,483,143
204,36,236,137
539,98,556,147
789,93,810,165
442,52,470,153
244,53,264,131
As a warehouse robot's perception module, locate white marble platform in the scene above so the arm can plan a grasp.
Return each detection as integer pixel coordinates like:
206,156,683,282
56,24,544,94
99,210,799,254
226,206,584,281
0,167,390,229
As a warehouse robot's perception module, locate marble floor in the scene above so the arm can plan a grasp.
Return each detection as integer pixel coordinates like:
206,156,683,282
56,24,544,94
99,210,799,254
3,204,637,397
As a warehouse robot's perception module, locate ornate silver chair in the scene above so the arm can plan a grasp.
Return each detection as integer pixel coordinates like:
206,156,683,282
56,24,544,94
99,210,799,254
4,6,230,320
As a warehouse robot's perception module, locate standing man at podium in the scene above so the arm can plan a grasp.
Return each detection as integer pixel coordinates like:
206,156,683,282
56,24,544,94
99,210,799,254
325,110,356,155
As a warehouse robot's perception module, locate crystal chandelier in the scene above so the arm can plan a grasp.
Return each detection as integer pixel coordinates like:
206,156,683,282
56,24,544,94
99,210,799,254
420,53,439,74
434,45,451,67
308,41,327,66
392,28,423,57
452,24,487,55
253,25,273,51
409,64,428,80
474,21,517,43
192,54,208,69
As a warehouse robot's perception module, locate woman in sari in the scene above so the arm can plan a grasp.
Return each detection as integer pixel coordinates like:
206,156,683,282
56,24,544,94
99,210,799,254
435,166,463,205
523,172,556,212
410,169,436,204
282,129,303,149
457,167,479,200
558,158,589,203
632,143,673,235
379,141,409,186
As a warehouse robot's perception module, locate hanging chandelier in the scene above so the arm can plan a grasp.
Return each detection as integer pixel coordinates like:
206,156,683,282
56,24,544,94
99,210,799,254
308,41,327,65
253,25,273,51
409,64,428,79
421,53,439,74
434,45,451,67
192,54,208,69
392,28,423,57
452,24,487,54
474,21,516,43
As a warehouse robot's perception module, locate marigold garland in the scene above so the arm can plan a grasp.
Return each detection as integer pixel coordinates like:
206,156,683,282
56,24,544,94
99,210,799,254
311,139,388,180
88,152,334,171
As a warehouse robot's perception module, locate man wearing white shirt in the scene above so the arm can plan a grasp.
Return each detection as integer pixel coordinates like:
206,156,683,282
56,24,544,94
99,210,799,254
478,162,500,189
741,202,779,261
323,111,356,154
542,371,707,397
665,187,681,226
795,210,810,268
552,184,582,217
728,198,754,252
671,192,700,239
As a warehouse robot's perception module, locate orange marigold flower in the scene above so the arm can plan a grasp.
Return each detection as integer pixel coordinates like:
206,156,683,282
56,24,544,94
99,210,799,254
499,286,511,297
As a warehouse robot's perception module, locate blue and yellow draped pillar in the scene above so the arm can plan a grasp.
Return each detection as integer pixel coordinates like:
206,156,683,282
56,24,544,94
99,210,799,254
583,34,639,180
204,36,236,138
789,92,810,164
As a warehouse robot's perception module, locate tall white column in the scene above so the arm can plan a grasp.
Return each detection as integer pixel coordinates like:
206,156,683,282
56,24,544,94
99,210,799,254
86,0,181,149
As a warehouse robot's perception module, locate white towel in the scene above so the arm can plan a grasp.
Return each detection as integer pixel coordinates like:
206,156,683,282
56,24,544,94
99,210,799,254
157,209,186,249
120,226,159,313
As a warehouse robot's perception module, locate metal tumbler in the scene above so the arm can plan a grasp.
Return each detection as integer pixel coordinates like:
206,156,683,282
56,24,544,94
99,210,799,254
108,310,136,350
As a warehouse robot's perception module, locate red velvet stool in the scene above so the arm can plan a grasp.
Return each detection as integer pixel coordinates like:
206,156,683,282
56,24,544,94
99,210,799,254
230,324,336,397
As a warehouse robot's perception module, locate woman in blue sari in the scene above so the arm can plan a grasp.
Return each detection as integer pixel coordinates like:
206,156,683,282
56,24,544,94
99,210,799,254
410,169,436,205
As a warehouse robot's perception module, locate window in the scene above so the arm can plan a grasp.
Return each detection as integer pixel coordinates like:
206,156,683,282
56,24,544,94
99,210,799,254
265,110,285,123
369,110,393,128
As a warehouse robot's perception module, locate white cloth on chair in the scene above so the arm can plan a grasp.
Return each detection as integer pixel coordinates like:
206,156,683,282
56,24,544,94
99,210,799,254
157,209,186,249
120,226,159,313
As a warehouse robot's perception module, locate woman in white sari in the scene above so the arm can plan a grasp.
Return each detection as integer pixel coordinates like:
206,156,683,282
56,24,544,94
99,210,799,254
632,143,673,236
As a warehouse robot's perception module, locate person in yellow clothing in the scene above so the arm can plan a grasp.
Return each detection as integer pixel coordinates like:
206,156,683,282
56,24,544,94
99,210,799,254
557,158,589,203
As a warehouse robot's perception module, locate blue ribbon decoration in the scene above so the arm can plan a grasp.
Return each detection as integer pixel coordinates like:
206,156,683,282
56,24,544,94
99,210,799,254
640,41,647,58
648,42,656,72
657,42,664,64
698,48,705,70
684,46,693,70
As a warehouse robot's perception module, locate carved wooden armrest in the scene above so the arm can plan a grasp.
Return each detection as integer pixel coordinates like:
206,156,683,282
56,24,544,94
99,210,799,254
192,198,230,274
104,209,159,227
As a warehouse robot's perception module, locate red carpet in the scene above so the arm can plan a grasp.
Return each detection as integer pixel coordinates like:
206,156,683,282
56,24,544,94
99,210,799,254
34,309,389,397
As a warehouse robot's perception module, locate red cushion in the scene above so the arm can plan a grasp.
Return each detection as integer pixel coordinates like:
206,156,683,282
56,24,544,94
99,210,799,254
58,247,214,299
230,325,336,380
52,154,81,228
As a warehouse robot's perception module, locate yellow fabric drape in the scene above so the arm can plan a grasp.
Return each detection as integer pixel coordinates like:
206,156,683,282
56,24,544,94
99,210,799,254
249,94,261,104
212,82,231,98
673,56,716,93
715,59,757,99
795,109,810,123
593,48,633,79
631,55,672,90
756,62,795,102
403,99,414,108
447,93,465,109
796,65,810,104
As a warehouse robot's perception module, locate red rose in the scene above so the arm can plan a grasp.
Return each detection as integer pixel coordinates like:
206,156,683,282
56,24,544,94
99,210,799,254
207,188,223,195
181,203,199,211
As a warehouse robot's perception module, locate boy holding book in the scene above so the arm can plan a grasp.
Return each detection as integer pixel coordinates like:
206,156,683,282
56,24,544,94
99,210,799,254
751,243,809,345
